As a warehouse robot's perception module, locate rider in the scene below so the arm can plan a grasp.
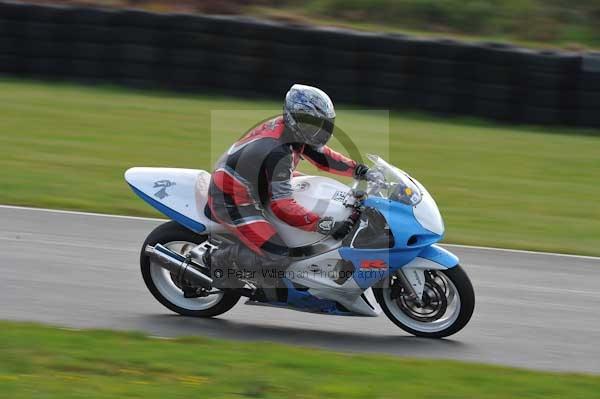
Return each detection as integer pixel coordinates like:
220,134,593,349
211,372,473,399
206,84,371,297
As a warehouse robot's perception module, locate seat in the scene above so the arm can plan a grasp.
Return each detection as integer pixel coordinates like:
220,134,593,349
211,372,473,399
194,170,213,222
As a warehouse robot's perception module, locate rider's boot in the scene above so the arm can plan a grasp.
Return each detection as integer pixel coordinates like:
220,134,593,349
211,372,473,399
202,242,246,290
205,241,290,302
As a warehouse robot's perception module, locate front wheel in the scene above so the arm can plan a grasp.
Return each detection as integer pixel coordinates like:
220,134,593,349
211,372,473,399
140,221,240,317
374,265,474,338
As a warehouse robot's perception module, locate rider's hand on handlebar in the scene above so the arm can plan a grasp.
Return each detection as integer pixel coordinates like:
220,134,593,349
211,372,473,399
354,164,370,180
331,219,354,240
316,216,355,239
354,164,385,184
365,168,385,184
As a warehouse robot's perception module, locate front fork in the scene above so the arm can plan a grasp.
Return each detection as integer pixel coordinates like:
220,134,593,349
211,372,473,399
387,244,458,304
390,268,425,306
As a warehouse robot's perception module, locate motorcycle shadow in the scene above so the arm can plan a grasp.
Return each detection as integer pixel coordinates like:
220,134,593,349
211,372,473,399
138,314,469,356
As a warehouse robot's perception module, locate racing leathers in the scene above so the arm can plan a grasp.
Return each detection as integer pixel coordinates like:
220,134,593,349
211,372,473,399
207,116,363,278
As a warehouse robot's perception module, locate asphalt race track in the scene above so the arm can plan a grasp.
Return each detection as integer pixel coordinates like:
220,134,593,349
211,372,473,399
1,205,599,373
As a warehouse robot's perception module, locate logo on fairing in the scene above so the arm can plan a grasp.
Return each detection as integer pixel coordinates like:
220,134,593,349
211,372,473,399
332,191,348,202
153,180,176,199
317,218,334,231
360,260,387,270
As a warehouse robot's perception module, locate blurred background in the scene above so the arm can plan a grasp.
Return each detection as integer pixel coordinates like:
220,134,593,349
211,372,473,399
1,0,599,255
20,0,600,49
3,0,600,121
1,2,600,397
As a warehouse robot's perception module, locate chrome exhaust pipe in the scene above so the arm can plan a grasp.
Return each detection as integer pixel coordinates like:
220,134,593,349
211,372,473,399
145,244,213,290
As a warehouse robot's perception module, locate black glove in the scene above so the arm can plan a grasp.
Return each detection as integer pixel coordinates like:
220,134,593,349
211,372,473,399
331,219,354,240
356,164,386,184
354,163,370,180
316,217,354,240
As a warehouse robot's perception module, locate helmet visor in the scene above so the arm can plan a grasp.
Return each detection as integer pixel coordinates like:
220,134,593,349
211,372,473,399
295,114,335,147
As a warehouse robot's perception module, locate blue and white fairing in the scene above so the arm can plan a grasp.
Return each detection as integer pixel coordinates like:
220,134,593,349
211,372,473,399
124,167,352,242
336,155,458,301
125,156,459,317
124,167,227,234
282,155,459,316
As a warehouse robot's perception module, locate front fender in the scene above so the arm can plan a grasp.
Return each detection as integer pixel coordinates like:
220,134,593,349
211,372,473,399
397,244,459,300
406,244,459,270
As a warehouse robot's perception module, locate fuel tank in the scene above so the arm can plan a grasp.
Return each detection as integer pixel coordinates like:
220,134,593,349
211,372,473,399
125,167,351,246
267,175,352,247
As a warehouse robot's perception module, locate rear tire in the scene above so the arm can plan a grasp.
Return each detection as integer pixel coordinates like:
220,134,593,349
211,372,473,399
140,221,240,317
375,265,475,338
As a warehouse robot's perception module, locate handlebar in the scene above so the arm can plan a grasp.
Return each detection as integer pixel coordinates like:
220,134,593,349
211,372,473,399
342,179,366,234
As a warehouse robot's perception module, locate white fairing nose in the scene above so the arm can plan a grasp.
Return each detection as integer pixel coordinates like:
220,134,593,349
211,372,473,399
413,191,444,236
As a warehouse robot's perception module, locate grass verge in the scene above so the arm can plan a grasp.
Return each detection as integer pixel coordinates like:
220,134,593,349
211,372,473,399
0,78,599,256
246,5,600,51
1,320,599,398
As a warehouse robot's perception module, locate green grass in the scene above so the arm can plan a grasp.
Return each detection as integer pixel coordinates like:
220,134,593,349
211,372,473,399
246,4,600,51
1,78,599,256
1,320,599,398
264,0,600,49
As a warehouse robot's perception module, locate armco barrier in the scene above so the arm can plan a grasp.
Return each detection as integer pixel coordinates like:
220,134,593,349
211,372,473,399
0,1,599,128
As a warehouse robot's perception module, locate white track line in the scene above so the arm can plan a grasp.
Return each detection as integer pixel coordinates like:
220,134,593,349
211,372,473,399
1,204,599,261
442,244,600,261
0,204,165,222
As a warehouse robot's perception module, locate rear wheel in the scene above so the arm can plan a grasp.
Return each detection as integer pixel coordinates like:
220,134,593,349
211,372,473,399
375,265,474,338
140,221,240,317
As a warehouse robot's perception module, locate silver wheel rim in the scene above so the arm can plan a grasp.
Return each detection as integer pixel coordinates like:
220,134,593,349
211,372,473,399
383,271,461,334
149,240,224,311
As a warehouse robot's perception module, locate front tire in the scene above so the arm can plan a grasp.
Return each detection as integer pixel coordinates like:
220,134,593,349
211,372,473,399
375,265,475,338
140,221,240,317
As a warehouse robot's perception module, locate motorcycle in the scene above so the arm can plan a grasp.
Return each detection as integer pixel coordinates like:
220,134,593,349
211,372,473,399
125,154,474,338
